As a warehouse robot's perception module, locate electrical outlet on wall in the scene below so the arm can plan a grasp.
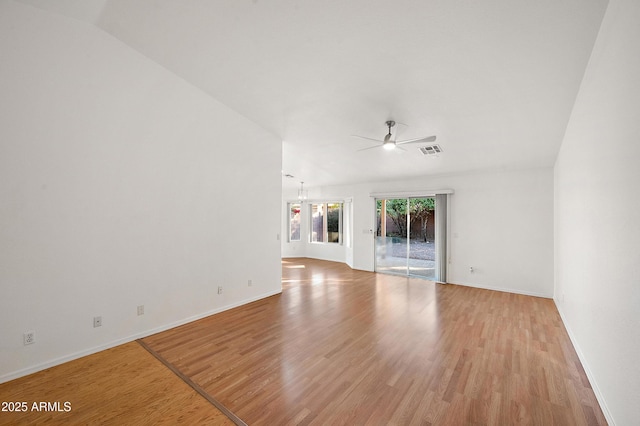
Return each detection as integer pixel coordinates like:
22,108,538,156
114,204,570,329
248,279,252,287
23,331,35,345
137,305,144,316
217,286,223,294
93,316,102,328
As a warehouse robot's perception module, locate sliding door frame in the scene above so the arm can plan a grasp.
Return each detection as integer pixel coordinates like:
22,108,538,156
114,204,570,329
372,190,452,282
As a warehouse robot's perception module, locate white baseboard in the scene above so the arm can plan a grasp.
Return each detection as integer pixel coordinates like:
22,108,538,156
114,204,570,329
447,280,553,299
0,289,282,384
554,299,615,426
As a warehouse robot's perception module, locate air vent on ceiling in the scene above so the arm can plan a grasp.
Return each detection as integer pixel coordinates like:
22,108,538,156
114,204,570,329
419,144,443,156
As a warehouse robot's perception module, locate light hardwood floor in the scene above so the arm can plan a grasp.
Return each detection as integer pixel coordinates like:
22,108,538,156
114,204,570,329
144,258,606,425
1,258,606,425
0,342,233,425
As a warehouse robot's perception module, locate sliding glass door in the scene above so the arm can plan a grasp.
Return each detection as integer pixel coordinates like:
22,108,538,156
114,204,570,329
375,197,438,280
375,198,409,275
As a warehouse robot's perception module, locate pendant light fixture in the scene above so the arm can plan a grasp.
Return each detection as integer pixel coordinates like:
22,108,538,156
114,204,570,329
297,181,308,200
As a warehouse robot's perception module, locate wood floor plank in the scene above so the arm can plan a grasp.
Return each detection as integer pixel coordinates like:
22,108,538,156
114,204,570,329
0,342,233,425
140,258,607,425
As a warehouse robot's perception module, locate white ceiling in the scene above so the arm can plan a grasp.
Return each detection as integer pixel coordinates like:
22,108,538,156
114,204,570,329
19,0,608,188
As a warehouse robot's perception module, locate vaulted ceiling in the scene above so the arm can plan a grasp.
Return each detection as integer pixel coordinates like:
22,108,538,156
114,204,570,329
18,0,608,188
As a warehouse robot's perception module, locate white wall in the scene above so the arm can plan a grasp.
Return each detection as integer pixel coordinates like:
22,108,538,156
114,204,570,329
290,167,554,298
443,169,553,297
0,1,282,382
554,0,640,423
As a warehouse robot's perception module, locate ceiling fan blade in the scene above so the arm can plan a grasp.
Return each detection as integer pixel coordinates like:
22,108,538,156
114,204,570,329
396,135,437,145
393,122,408,142
356,144,383,152
352,135,384,143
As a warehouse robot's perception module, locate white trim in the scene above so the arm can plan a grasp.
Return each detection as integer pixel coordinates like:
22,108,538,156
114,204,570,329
448,281,553,299
303,199,346,204
446,193,452,279
370,189,454,198
554,301,615,426
0,289,282,384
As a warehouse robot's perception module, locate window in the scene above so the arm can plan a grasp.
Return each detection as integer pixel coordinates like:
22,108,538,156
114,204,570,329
311,203,324,242
289,203,301,242
310,202,343,244
327,203,341,243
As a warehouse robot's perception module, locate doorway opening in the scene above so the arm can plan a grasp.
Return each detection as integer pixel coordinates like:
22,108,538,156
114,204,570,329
375,197,444,280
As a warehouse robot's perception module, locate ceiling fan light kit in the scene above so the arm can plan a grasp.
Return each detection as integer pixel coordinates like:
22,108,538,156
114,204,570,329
353,120,437,152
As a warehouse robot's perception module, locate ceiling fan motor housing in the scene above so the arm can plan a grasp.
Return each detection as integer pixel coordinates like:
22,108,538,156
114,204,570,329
384,120,395,141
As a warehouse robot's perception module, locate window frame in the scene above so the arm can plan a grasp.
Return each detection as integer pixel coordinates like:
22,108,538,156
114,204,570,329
287,202,302,242
309,201,343,245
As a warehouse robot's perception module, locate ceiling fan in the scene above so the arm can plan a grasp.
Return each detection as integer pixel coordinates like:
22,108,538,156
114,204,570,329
353,120,436,151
